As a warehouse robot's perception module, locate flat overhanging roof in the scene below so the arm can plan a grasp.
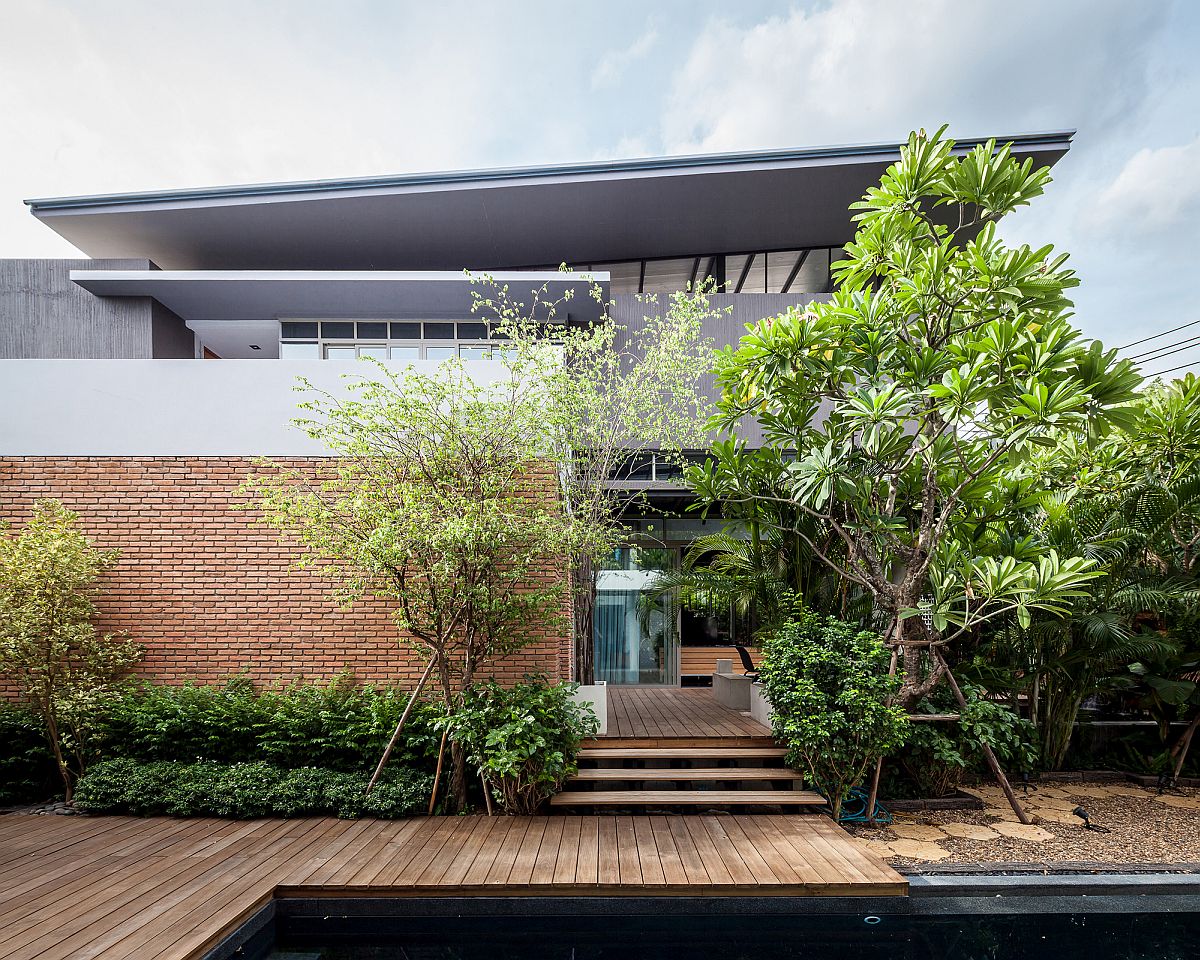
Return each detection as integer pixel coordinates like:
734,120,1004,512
31,133,1072,271
69,269,607,321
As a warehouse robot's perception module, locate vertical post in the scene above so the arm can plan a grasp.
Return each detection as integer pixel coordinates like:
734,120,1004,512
932,647,1031,825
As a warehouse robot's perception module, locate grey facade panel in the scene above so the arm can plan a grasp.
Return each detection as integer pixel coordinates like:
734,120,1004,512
150,300,197,358
611,292,825,446
0,259,156,358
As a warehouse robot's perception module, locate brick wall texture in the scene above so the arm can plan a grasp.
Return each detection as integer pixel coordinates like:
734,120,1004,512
0,458,573,687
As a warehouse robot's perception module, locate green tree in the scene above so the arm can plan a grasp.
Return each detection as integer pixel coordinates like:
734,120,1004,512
979,490,1184,769
758,612,909,820
470,273,721,681
0,500,141,801
690,127,1141,708
242,360,585,810
1004,375,1200,770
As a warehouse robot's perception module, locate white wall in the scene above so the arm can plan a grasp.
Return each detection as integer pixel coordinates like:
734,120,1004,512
0,359,511,456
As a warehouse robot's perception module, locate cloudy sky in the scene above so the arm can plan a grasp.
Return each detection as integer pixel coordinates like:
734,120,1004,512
2,0,1197,375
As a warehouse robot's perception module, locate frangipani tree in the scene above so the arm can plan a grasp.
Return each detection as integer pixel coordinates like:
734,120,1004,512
690,127,1143,709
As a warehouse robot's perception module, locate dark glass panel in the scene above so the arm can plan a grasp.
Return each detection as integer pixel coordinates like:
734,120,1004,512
357,321,388,339
280,321,318,340
424,322,455,340
320,321,354,340
389,322,420,339
456,322,488,341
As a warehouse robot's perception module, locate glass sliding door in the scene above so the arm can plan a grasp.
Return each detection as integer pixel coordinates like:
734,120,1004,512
594,547,678,685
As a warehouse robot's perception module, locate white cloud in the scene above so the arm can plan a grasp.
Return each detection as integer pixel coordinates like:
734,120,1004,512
660,0,1162,153
1085,136,1200,237
591,27,659,90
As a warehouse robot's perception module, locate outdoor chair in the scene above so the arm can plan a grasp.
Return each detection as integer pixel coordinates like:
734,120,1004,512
735,645,760,680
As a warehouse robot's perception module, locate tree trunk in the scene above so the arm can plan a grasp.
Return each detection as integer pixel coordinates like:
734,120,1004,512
890,610,943,711
43,707,73,803
449,741,468,813
572,555,596,683
1171,711,1200,780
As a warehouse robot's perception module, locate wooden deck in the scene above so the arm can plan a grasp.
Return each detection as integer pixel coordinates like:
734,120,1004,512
0,812,905,960
601,686,771,744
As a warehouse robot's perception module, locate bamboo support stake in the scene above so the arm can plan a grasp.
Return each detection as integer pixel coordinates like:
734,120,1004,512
932,646,1031,825
480,771,494,816
864,643,900,825
366,654,437,794
427,724,450,815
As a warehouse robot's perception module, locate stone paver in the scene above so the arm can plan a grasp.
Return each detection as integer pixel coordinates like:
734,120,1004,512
1157,794,1200,810
889,823,947,841
940,822,1000,840
887,838,952,861
1028,806,1082,825
991,821,1054,841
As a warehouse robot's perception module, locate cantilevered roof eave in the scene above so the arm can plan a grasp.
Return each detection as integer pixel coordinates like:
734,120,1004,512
26,132,1075,271
25,131,1075,213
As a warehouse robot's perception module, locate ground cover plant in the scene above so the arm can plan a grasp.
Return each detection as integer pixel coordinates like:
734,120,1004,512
73,759,431,819
96,674,442,772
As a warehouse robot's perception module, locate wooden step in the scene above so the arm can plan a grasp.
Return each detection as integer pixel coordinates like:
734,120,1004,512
570,767,801,781
550,789,825,807
578,747,787,761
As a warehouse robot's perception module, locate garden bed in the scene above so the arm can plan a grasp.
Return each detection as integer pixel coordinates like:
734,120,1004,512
848,778,1200,867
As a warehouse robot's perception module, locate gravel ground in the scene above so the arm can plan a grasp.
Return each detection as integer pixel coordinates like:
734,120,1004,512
846,779,1200,867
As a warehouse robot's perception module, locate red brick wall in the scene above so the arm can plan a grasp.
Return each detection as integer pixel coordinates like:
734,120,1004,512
0,458,572,687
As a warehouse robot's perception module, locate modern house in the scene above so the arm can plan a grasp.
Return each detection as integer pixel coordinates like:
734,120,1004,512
0,133,1072,690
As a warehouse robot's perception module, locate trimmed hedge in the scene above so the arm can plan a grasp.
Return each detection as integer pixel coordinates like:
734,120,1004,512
73,758,432,819
0,702,58,805
95,676,440,772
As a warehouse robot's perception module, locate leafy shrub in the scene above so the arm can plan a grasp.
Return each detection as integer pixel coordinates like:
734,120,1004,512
901,684,1038,797
73,758,431,819
0,702,59,805
759,612,909,819
0,500,142,801
96,675,441,772
441,676,599,814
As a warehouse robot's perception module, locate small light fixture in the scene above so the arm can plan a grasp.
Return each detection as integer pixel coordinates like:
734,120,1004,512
1072,806,1110,832
249,344,261,350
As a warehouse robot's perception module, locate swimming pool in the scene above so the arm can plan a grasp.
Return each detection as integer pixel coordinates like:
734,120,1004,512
211,876,1200,960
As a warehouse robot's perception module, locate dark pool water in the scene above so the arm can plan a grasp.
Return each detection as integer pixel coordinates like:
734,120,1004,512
265,911,1200,960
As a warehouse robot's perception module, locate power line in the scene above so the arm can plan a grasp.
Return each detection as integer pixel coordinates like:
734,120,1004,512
1129,334,1200,362
1142,359,1200,379
1132,340,1200,366
1116,318,1200,351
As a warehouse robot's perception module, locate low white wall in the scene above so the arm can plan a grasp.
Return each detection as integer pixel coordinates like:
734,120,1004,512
0,359,511,456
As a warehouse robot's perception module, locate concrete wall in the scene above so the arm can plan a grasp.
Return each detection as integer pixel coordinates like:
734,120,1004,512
0,358,512,456
0,258,196,358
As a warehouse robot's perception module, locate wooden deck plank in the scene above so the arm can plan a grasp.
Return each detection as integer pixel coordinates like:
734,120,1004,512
527,817,563,886
0,812,905,960
596,816,620,886
551,816,582,885
598,687,771,742
551,790,823,806
574,816,600,886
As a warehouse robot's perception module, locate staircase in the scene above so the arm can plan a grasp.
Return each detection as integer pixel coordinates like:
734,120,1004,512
551,744,826,813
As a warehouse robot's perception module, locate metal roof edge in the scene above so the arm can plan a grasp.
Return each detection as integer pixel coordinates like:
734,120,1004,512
26,131,1075,212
